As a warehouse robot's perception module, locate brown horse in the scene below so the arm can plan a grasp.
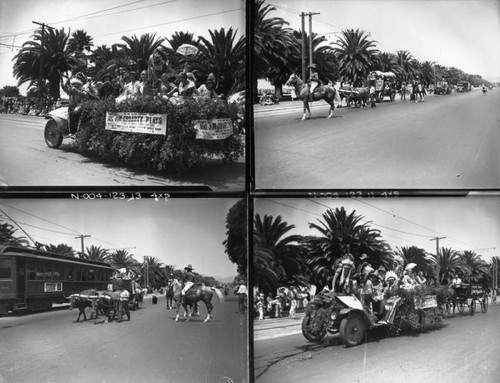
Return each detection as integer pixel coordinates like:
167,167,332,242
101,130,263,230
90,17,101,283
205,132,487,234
169,279,224,322
285,73,337,120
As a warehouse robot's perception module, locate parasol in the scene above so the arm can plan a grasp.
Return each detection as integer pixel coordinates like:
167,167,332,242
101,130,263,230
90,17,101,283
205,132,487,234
176,44,199,70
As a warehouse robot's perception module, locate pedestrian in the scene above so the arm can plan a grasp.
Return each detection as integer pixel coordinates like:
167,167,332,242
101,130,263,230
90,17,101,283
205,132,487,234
235,279,248,314
370,84,376,107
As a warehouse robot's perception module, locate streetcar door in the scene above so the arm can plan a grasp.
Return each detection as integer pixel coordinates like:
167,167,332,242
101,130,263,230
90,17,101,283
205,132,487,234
16,259,26,300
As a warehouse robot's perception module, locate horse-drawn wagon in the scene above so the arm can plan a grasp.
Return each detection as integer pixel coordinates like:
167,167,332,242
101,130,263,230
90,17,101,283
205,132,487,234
447,283,488,316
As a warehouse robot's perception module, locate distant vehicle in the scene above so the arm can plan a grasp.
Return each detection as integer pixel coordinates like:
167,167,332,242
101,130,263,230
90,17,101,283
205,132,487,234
457,81,471,93
0,245,114,313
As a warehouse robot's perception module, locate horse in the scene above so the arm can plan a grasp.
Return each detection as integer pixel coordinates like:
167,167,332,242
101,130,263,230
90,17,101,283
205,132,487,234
168,279,224,322
285,73,336,120
165,279,175,309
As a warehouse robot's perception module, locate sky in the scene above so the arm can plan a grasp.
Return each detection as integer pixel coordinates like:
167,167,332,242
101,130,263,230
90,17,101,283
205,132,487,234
254,195,500,262
265,0,500,82
0,197,243,281
0,0,245,94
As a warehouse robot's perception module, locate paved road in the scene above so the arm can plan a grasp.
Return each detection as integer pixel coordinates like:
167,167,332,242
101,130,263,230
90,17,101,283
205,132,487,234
0,114,245,190
254,89,500,190
0,293,247,383
253,300,500,383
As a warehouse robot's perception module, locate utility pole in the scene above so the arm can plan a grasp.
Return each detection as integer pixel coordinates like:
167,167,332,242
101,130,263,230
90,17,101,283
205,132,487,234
74,234,91,256
430,236,446,284
144,256,149,289
32,21,54,108
300,12,320,80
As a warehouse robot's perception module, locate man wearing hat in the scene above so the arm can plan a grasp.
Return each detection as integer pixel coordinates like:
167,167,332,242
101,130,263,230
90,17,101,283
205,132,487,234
197,73,218,99
181,264,196,298
235,279,248,314
60,71,94,133
306,64,320,102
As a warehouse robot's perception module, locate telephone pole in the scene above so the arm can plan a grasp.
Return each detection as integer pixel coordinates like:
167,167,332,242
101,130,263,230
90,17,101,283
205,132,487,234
300,12,320,80
430,236,446,284
75,234,91,256
32,21,55,107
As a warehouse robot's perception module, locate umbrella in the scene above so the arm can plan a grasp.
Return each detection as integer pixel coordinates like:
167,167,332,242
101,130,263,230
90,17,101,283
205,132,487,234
176,44,198,70
405,263,417,271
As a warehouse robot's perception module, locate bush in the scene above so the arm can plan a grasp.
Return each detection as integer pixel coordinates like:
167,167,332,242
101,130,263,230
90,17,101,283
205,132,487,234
75,96,245,174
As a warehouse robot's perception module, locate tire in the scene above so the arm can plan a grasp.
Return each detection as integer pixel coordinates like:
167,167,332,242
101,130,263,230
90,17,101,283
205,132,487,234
469,299,476,316
339,313,366,347
301,311,328,343
44,119,64,148
481,296,488,314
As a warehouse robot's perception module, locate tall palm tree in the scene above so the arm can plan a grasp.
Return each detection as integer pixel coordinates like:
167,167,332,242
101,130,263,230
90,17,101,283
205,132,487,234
394,50,417,81
81,245,109,262
420,60,436,87
303,207,392,287
375,52,397,72
460,251,489,282
254,214,306,290
254,247,283,294
254,0,297,101
43,243,76,257
143,256,167,289
198,27,246,94
90,44,129,79
13,27,76,99
431,247,465,285
397,246,433,276
108,249,138,270
0,222,30,247
332,28,379,86
118,33,166,73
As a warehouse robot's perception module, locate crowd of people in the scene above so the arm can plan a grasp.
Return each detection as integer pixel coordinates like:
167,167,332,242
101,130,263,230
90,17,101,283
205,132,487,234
253,284,313,320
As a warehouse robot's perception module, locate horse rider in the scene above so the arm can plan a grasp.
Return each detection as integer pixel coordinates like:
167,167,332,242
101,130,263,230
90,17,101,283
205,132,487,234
181,264,196,300
307,63,320,102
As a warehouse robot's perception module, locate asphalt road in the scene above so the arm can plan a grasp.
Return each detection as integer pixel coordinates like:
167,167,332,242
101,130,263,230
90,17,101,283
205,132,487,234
253,300,500,383
0,114,245,191
0,293,247,383
254,89,500,190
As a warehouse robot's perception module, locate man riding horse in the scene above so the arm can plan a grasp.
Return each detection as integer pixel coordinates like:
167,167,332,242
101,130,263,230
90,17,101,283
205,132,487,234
181,264,196,302
307,64,321,102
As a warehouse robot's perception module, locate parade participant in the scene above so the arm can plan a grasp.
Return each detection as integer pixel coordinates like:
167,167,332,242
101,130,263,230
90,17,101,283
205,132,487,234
370,83,376,108
307,64,320,102
362,265,385,321
235,279,248,314
97,74,117,100
197,73,218,99
451,273,462,288
178,71,198,98
113,268,131,322
255,292,266,320
375,75,384,102
60,72,96,133
400,81,407,100
416,270,427,285
402,264,418,290
384,271,399,299
331,253,355,293
158,73,178,100
181,264,196,298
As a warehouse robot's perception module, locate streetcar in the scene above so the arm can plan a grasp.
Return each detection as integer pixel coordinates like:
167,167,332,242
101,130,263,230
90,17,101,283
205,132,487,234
0,245,114,313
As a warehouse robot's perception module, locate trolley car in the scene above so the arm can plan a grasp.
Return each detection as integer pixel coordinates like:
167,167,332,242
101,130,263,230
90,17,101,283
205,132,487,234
0,245,114,313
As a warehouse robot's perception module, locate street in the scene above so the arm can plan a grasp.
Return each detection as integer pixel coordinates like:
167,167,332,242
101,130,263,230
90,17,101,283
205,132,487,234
254,89,500,189
0,114,245,190
0,293,247,383
253,300,500,383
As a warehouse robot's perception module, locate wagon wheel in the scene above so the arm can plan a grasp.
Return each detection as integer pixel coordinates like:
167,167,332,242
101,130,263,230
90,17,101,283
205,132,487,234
469,299,476,316
480,295,488,314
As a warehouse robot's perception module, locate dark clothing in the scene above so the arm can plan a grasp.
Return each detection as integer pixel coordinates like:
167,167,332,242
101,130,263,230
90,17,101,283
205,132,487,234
183,271,195,283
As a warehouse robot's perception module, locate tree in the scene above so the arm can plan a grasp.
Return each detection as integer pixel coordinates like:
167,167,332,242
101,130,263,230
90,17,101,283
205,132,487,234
0,86,20,98
198,27,246,94
431,247,465,285
332,28,379,86
67,29,94,76
13,27,77,99
254,0,296,101
460,251,489,282
0,221,30,247
43,243,76,257
303,207,392,288
223,199,247,276
397,246,434,276
108,249,138,271
394,50,417,81
80,245,109,262
118,33,166,73
254,214,306,292
163,31,200,74
142,256,167,289
375,52,397,73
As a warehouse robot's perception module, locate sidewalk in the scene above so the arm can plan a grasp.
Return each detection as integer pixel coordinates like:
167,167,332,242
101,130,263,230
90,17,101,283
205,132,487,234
253,312,305,341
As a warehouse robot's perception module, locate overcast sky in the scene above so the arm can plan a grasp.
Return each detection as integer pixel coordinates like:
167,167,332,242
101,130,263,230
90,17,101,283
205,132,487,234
265,0,500,82
254,195,500,262
0,0,245,94
0,197,242,281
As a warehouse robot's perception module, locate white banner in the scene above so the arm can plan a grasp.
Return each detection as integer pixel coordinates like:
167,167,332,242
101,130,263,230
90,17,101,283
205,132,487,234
193,118,233,140
105,112,167,135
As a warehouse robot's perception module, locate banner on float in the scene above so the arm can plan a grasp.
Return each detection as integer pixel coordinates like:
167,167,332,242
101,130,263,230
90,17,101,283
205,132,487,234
105,112,167,135
193,118,233,140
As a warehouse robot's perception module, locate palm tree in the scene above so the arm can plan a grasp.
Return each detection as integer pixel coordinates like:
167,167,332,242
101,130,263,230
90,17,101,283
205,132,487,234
332,28,379,86
118,33,166,73
81,245,109,262
397,246,434,276
143,256,167,289
163,31,200,75
254,0,297,101
13,27,76,99
43,243,76,257
90,44,129,79
420,60,436,87
0,222,30,247
254,214,306,291
394,50,417,81
108,249,138,270
375,52,397,73
254,247,284,294
198,27,246,95
460,251,489,282
303,207,392,287
431,247,465,285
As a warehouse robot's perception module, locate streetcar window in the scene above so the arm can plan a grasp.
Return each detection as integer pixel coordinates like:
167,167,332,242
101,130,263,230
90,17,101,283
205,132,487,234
67,267,74,281
76,269,82,281
36,263,45,280
81,268,88,281
88,268,95,281
0,258,12,279
43,263,53,280
53,263,64,281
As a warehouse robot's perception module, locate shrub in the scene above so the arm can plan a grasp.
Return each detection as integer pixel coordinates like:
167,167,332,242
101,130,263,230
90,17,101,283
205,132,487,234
75,96,245,174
